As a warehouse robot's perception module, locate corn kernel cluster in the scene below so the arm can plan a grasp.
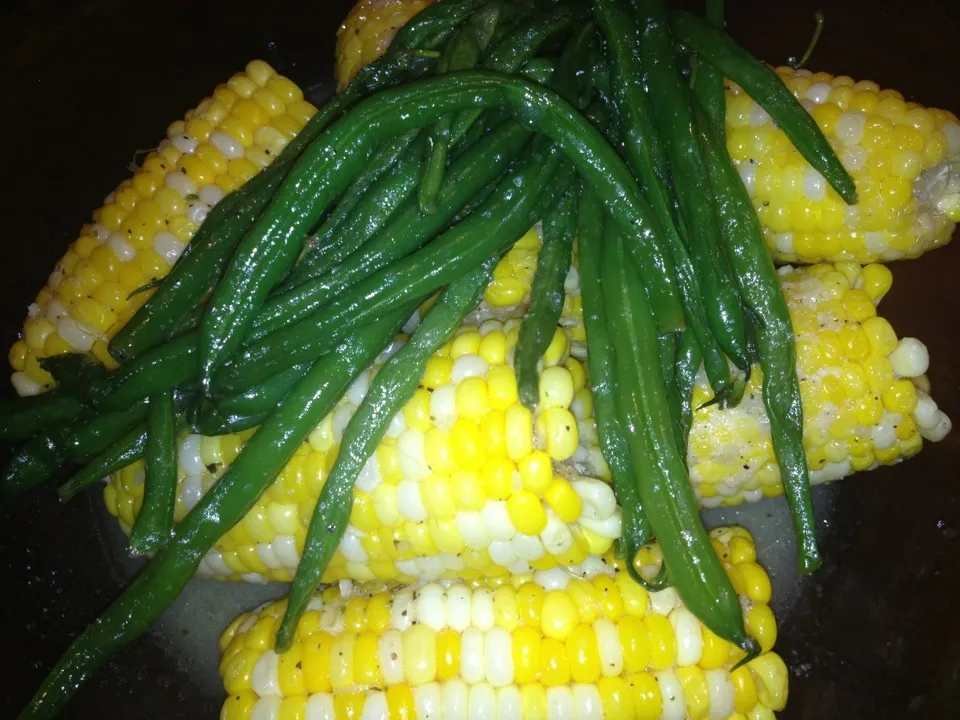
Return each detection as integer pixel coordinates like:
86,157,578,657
218,527,787,720
727,66,960,263
335,0,438,92
687,262,951,507
8,61,315,396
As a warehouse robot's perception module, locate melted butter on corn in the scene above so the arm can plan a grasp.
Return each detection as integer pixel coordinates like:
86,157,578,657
727,67,960,263
8,61,316,396
217,527,787,720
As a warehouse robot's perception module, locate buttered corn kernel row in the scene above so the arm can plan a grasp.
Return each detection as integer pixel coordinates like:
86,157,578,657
688,262,951,507
727,66,960,263
218,527,787,720
9,61,317,396
104,252,951,582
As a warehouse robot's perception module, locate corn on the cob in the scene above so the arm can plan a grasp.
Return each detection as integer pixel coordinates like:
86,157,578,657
335,0,437,92
218,527,787,720
7,61,316,397
727,67,960,263
104,250,951,584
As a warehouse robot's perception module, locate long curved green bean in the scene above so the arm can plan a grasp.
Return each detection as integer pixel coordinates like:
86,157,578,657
576,185,653,587
601,218,759,654
277,251,504,652
20,309,411,719
670,9,857,204
129,391,178,554
698,102,821,573
57,425,147,502
515,182,578,408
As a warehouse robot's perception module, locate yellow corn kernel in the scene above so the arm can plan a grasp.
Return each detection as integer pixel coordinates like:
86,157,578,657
541,637,572,686
536,407,579,461
518,582,545,626
513,625,543,684
542,590,579,640
507,490,548,535
645,614,677,670
745,604,778,653
630,671,663,720
505,403,534,460
456,376,489,420
423,356,452,389
488,365,519,410
749,652,789,711
731,664,759,714
566,623,601,683
677,666,711,720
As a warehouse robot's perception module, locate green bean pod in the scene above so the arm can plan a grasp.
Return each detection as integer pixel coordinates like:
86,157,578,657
286,130,421,285
218,133,572,392
515,183,578,408
1,399,149,501
576,185,652,588
129,391,178,554
247,117,532,345
57,425,147,502
277,251,504,652
284,131,429,289
601,219,759,654
698,103,821,573
633,0,749,373
691,0,726,140
675,327,702,448
594,0,734,399
419,25,483,213
449,0,589,141
19,308,411,720
0,393,85,443
670,9,857,203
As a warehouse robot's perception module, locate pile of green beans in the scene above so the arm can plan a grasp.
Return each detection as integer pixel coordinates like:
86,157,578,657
4,0,859,715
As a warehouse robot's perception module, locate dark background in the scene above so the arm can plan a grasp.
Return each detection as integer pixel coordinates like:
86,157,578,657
1,0,958,717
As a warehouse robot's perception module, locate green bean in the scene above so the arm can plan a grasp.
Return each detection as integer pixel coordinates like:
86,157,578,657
633,0,750,374
692,0,726,140
277,251,504,652
218,133,573,392
594,0,736,400
516,182,578,408
283,131,429,289
601,218,759,654
247,115,532,345
576,185,652,588
670,9,857,203
449,0,589,141
0,392,85,443
285,130,421,286
20,310,410,720
675,327,702,449
1,399,149,501
129,391,177,554
57,425,147,502
419,25,483,214
698,102,821,572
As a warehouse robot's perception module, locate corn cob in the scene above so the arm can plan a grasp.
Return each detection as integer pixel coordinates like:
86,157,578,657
335,0,437,92
7,61,316,397
218,527,788,720
727,66,960,263
103,251,951,583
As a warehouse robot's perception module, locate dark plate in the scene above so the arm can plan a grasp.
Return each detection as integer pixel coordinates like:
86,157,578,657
1,1,958,718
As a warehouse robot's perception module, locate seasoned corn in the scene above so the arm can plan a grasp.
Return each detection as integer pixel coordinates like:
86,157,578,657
9,61,314,396
727,67,960,263
218,528,787,720
105,252,951,582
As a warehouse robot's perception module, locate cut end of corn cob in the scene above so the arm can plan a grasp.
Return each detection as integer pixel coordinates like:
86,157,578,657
727,67,960,263
105,247,950,584
688,261,952,507
335,0,437,92
8,61,316,397
218,526,787,720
